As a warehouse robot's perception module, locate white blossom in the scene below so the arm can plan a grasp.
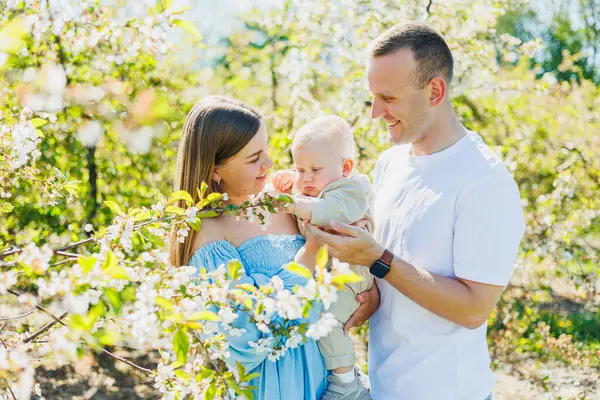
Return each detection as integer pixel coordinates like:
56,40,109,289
306,312,338,340
77,120,104,148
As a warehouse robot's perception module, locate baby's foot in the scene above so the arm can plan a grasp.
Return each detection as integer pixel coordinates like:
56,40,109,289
320,368,371,400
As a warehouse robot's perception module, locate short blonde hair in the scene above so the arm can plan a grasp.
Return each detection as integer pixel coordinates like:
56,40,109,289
292,115,355,160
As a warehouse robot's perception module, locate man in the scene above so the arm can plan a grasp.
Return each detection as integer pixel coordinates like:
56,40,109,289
306,22,525,400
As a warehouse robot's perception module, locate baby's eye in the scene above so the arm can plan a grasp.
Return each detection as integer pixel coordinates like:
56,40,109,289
297,169,305,174
312,168,321,172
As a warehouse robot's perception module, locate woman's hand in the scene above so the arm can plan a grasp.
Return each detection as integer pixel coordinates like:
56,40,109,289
343,282,380,334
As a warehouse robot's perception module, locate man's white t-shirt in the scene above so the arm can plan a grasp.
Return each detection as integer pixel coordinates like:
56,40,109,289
369,131,525,400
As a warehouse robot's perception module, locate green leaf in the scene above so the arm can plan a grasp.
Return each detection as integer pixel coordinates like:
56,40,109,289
205,193,223,203
284,262,312,279
242,297,252,310
104,201,125,217
244,372,260,382
174,370,189,381
168,190,194,205
204,383,216,400
97,329,120,346
185,321,203,329
275,193,294,203
63,183,79,196
163,0,173,11
86,303,104,329
228,260,242,281
173,329,190,364
0,202,14,213
30,118,47,128
316,246,329,271
171,5,192,15
166,312,184,324
173,19,202,39
331,273,363,287
0,19,27,53
102,252,130,280
188,311,219,321
79,256,97,274
235,283,257,293
103,288,122,312
69,314,89,331
188,217,202,231
106,266,130,280
133,210,152,222
200,182,208,198
236,362,245,382
155,296,174,311
198,366,215,381
121,285,136,303
165,205,185,216
196,211,218,218
302,303,312,319
102,251,118,271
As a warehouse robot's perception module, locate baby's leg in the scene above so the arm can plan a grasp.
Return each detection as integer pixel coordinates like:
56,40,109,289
317,284,359,374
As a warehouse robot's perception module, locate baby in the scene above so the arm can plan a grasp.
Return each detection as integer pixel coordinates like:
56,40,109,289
272,116,373,400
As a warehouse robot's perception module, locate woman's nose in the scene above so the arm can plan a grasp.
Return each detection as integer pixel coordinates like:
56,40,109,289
263,154,274,169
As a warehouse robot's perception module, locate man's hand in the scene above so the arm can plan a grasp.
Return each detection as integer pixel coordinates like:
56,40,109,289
304,220,384,267
271,170,296,194
343,282,380,334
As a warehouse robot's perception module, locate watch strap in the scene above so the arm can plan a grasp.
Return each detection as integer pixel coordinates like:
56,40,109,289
380,249,393,266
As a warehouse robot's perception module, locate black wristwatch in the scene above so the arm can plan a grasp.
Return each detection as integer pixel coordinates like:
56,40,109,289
369,249,393,279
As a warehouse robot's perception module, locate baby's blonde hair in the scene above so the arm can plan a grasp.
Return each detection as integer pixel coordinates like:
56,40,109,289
291,115,356,160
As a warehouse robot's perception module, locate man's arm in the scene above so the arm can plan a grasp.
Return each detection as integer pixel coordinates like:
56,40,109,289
304,222,504,329
306,171,525,329
379,254,505,328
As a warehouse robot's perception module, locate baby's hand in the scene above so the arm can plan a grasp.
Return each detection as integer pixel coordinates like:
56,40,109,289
271,170,296,194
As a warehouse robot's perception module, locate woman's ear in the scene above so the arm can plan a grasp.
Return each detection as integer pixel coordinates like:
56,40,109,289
211,169,221,185
342,159,354,177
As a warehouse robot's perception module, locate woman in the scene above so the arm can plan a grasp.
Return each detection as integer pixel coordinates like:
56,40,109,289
169,95,328,399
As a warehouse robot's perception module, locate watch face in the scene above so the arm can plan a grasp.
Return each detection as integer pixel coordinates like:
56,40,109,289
370,260,390,279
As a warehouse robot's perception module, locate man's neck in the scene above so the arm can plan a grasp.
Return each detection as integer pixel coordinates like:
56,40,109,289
410,109,467,156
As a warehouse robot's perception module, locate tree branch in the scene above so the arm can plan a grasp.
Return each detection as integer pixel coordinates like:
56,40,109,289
7,290,68,329
99,347,153,373
24,311,68,343
0,309,36,321
426,0,434,15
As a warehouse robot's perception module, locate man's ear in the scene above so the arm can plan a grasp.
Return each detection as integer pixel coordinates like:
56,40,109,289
342,159,354,177
427,76,446,107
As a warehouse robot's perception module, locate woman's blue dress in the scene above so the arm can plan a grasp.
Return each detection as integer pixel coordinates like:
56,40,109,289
189,234,328,400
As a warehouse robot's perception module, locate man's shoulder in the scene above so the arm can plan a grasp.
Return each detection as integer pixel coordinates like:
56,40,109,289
377,145,407,167
455,132,520,198
460,132,514,181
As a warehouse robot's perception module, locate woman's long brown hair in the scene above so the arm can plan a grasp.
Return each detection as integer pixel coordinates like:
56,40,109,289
169,95,262,267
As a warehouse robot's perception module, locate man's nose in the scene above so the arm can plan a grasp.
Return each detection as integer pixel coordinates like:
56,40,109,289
370,98,385,119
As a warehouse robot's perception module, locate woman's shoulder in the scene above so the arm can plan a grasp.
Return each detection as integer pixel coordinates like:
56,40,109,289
191,217,227,251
